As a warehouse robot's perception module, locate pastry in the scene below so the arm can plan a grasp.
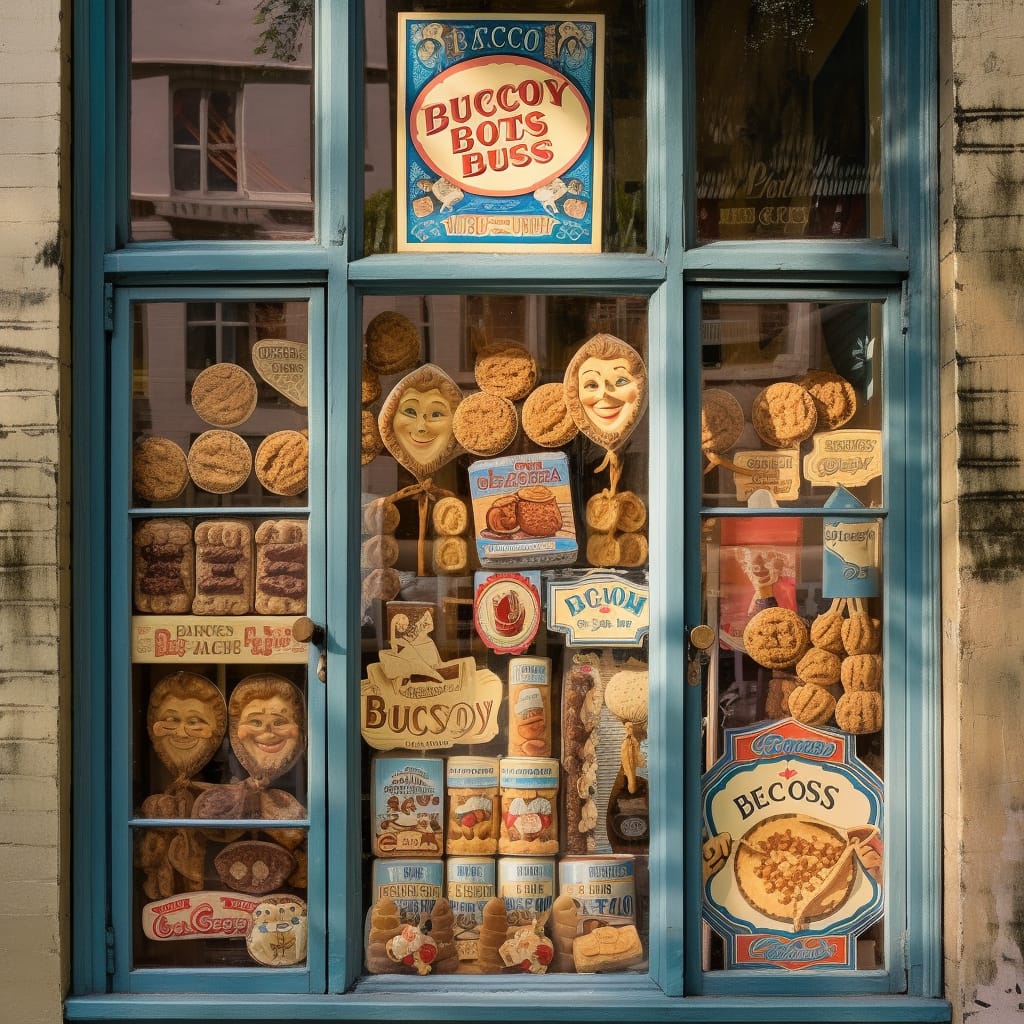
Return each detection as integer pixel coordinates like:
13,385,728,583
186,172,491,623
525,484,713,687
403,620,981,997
795,647,842,687
452,391,518,456
361,533,399,569
521,381,579,447
614,491,647,532
190,362,258,427
841,612,881,655
587,532,621,567
701,388,745,454
516,485,562,536
742,606,810,669
432,535,468,575
751,382,818,448
617,531,648,567
799,370,857,430
187,430,252,494
133,518,194,613
573,924,644,974
473,341,538,401
788,682,837,725
364,310,421,374
585,490,619,532
254,518,307,614
361,359,382,406
361,409,384,465
431,496,469,536
255,429,308,496
840,653,883,692
835,690,884,733
810,601,846,654
466,897,509,974
365,897,403,973
363,496,400,535
133,436,189,502
192,519,253,615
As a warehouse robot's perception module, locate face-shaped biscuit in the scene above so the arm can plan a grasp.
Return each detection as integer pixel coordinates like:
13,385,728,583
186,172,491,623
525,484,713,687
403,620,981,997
147,672,226,779
228,674,306,784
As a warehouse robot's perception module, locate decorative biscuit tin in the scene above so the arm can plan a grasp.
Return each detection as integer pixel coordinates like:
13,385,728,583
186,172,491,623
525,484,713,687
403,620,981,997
371,858,445,925
497,856,556,928
371,756,445,857
446,856,497,961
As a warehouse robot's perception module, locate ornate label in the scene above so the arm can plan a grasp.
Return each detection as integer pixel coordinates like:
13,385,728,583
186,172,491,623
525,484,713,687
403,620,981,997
803,430,882,488
473,572,542,653
547,571,649,646
131,616,308,663
141,891,257,941
731,449,802,502
250,338,308,408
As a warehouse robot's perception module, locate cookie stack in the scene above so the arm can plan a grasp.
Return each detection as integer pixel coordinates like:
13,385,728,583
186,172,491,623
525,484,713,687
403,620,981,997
431,496,471,575
360,497,402,607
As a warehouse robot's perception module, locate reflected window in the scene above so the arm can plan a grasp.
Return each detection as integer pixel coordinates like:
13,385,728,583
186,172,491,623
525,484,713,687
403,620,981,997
172,87,240,194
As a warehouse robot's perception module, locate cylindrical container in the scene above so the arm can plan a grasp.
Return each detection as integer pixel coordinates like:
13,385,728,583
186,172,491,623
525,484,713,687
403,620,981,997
446,756,500,855
558,855,636,929
498,757,559,855
507,656,552,757
497,856,556,930
371,858,444,925
446,856,496,962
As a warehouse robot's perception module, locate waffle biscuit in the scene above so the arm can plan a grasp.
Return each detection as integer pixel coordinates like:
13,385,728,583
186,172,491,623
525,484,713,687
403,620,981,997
799,370,857,430
364,311,420,375
133,436,189,503
187,430,252,494
361,409,384,465
452,391,518,456
521,381,579,447
474,342,538,401
751,382,817,448
255,429,308,496
432,496,469,536
191,363,258,427
742,606,810,669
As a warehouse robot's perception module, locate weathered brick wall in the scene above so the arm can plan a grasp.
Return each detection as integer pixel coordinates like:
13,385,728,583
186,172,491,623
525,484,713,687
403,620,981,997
942,2,1024,1021
0,2,68,1022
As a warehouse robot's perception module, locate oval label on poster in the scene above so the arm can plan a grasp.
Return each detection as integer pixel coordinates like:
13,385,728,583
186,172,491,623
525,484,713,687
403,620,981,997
410,56,591,197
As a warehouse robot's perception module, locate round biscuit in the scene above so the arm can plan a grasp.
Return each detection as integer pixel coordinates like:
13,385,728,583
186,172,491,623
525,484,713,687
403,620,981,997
799,370,857,430
701,388,744,454
473,342,538,400
190,363,258,427
742,606,810,669
364,311,420,375
187,430,252,494
361,409,383,465
521,382,578,447
255,429,309,496
133,436,189,502
751,382,817,448
452,391,518,456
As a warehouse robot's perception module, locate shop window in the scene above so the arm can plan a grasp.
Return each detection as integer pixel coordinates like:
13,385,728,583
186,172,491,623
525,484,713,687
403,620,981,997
172,87,240,195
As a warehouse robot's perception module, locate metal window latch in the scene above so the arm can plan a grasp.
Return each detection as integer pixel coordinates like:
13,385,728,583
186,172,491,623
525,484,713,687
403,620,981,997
687,624,715,686
292,617,327,683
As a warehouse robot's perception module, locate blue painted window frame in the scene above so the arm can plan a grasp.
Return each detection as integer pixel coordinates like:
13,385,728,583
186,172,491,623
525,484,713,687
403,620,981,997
69,0,948,1020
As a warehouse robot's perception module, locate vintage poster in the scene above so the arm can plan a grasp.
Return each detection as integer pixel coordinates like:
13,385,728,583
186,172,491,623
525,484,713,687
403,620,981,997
397,13,604,252
702,719,884,971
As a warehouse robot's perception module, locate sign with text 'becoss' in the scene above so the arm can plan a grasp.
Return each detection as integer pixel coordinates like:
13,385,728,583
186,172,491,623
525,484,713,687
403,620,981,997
397,13,604,252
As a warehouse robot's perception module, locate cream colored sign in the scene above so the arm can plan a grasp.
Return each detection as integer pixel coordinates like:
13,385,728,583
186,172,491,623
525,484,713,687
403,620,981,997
731,449,801,503
251,339,308,407
132,616,309,663
803,431,882,488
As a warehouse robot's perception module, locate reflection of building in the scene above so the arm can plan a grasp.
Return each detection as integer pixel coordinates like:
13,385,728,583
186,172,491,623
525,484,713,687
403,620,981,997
131,0,313,239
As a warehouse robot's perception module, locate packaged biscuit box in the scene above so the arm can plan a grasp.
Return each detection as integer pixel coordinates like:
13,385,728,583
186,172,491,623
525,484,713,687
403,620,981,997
371,756,444,857
466,453,578,567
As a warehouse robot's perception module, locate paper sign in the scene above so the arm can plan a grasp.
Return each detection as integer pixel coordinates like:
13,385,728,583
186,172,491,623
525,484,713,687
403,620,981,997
731,449,801,503
803,430,882,489
821,487,880,599
473,571,542,653
132,616,309,663
547,571,649,647
142,891,257,941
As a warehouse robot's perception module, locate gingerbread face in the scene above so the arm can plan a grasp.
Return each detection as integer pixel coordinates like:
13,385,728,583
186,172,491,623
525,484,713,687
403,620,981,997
147,672,226,779
378,364,463,478
228,675,306,783
564,335,648,451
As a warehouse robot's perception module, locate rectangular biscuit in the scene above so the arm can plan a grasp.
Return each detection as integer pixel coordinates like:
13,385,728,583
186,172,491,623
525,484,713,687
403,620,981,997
192,519,253,615
133,518,195,614
254,518,308,615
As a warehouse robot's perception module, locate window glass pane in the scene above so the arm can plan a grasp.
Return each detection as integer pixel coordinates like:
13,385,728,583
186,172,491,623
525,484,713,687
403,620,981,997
131,0,315,241
359,293,650,976
128,299,313,969
364,1,646,254
695,0,883,241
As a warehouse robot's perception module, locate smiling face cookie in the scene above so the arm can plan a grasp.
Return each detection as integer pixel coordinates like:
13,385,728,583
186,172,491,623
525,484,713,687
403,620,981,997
378,364,463,479
564,335,648,451
147,672,227,779
228,675,306,784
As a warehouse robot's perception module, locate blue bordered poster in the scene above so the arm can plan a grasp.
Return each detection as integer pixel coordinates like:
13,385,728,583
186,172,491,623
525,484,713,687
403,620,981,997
397,13,605,252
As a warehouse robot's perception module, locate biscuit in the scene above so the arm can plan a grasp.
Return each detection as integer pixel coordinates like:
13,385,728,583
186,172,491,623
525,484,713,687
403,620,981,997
361,533,399,569
799,370,857,430
190,363,258,428
362,360,382,406
363,497,400,536
133,518,195,613
432,496,469,536
573,924,644,974
765,672,800,719
254,518,307,615
364,311,420,374
701,388,745,454
840,653,883,692
362,566,401,604
362,409,384,465
516,485,562,536
587,532,621,567
452,391,518,456
214,840,295,896
585,490,619,532
521,382,578,447
187,430,253,494
133,436,189,503
788,683,837,727
795,647,842,688
617,531,648,567
742,606,810,669
834,690,883,734
473,342,538,401
615,491,647,532
432,536,469,575
193,519,253,615
255,429,308,496
604,669,648,725
751,383,817,448
810,606,846,654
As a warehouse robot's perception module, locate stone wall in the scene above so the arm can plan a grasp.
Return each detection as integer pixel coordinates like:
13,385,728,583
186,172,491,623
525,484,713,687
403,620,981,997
942,2,1024,1021
0,2,69,1022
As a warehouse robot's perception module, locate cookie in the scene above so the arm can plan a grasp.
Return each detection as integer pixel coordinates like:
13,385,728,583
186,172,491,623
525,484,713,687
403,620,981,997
133,436,189,503
587,532,621,567
362,409,384,465
452,391,518,456
516,485,562,536
133,518,195,613
362,566,401,605
618,531,648,567
432,496,469,536
615,491,647,532
254,518,307,615
363,497,400,535
795,647,842,688
473,342,538,401
701,388,744,454
751,382,818,448
765,672,800,719
362,359,382,406
361,533,399,569
521,381,579,447
255,429,308,496
788,683,837,726
742,606,810,669
364,311,420,374
187,430,253,494
192,519,253,615
585,490,619,532
799,370,857,430
432,535,469,575
190,363,258,428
